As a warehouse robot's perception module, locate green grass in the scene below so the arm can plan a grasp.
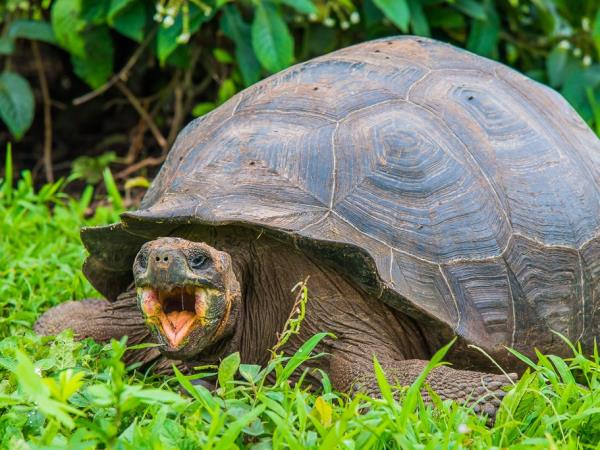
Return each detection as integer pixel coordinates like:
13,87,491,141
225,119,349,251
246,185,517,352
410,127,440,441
1,148,600,449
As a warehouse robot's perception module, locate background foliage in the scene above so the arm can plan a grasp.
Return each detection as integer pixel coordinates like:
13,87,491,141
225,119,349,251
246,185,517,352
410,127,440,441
1,0,600,185
1,152,600,447
2,2,600,446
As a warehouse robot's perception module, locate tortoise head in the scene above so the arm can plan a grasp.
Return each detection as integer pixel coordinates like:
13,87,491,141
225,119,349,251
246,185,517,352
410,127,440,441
133,237,240,359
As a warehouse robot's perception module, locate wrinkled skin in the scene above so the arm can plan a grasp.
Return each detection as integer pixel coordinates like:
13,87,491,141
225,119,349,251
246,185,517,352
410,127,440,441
35,229,516,421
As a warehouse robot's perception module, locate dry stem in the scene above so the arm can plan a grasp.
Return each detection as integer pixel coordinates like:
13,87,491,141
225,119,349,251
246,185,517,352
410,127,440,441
31,41,53,183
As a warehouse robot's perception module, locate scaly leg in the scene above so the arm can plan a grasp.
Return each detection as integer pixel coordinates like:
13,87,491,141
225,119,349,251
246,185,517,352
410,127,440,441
34,290,182,373
330,348,516,420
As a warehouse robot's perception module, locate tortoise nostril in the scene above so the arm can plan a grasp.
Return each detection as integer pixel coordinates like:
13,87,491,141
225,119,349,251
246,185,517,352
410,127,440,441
151,251,175,265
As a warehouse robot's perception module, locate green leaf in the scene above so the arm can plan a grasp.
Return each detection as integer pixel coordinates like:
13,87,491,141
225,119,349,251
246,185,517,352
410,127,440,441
453,0,487,20
173,366,218,410
70,26,114,88
108,0,149,42
213,48,234,64
251,2,294,73
51,0,115,86
399,338,456,423
408,0,430,36
561,65,600,121
372,0,411,32
428,8,465,29
108,0,135,18
239,364,261,383
373,356,394,404
279,0,317,15
2,143,13,200
192,102,216,117
102,167,123,210
280,332,331,382
51,0,87,57
129,388,184,404
466,1,499,58
214,405,266,450
546,45,569,87
8,20,57,45
0,37,15,55
217,79,237,104
81,0,111,24
363,0,385,28
221,5,262,86
156,4,212,64
0,72,35,140
218,352,240,390
593,9,600,57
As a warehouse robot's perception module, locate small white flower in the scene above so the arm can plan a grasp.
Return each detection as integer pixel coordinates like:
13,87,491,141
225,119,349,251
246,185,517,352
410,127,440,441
153,12,163,22
458,423,470,434
163,15,175,27
341,20,350,30
583,55,592,66
582,17,590,31
350,11,360,24
34,367,42,376
558,39,571,50
573,47,582,57
177,33,190,44
166,6,176,17
156,3,166,14
308,12,318,22
323,17,335,27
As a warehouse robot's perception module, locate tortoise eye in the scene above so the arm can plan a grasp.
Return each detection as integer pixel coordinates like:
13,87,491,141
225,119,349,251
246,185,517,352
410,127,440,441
136,251,148,270
190,254,207,270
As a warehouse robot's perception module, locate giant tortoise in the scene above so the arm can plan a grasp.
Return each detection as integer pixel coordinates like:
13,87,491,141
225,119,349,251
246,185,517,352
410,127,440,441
36,36,600,417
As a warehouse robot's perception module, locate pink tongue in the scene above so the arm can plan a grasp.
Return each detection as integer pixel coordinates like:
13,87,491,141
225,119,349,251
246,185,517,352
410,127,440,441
161,311,197,347
166,311,195,331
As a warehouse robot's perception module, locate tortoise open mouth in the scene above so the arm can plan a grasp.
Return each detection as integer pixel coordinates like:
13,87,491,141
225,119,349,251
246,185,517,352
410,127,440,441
139,286,208,348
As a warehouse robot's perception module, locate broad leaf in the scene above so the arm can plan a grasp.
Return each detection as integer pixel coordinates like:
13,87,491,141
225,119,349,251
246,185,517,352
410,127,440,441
428,9,465,29
221,5,262,86
81,0,111,24
218,79,237,104
51,0,87,57
218,352,240,390
71,26,114,88
466,1,499,58
0,38,14,55
546,45,569,87
408,0,430,36
280,0,317,15
51,0,114,87
108,0,135,18
372,0,410,32
251,2,294,73
108,0,149,42
192,102,216,117
0,72,35,140
453,0,487,21
8,20,57,45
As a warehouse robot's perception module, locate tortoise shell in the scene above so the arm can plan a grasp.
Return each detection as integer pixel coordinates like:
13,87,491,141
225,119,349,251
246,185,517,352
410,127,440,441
83,36,600,357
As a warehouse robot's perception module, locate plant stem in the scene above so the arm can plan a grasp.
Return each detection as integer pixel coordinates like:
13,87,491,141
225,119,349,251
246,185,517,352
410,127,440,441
31,41,53,183
116,80,168,151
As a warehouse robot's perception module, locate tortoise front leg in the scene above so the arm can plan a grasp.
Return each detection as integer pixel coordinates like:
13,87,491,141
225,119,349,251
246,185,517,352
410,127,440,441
34,290,183,373
329,349,516,420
